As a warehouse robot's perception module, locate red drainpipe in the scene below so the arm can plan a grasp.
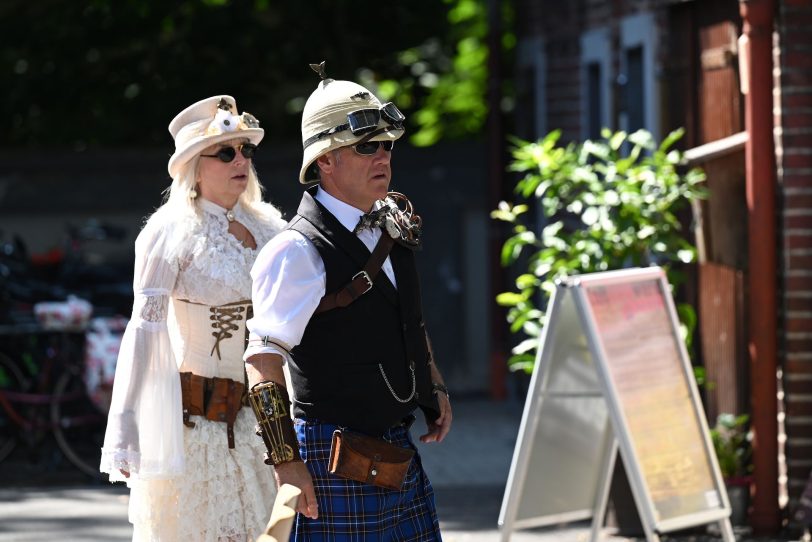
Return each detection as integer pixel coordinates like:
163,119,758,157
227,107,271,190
739,0,780,534
487,0,507,400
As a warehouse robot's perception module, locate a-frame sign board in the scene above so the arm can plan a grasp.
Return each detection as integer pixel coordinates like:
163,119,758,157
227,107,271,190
498,267,734,542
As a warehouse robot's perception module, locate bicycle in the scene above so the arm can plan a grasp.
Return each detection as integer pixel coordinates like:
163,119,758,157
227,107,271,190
0,318,114,480
0,225,130,480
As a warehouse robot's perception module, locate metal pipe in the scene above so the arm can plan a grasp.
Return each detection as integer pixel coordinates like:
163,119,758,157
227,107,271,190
487,0,507,400
739,0,780,533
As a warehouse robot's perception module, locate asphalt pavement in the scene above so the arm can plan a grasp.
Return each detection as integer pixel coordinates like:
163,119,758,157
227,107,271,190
0,398,803,541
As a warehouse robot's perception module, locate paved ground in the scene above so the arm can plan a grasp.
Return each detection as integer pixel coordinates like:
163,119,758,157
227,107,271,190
0,399,805,541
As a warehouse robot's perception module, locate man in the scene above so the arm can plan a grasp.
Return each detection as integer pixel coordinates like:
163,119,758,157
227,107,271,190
244,63,452,540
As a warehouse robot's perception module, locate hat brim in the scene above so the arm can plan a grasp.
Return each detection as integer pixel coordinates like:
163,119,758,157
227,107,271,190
168,128,264,178
298,126,403,185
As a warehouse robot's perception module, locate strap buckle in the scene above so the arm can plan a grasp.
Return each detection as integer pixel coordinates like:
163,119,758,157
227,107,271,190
352,271,373,295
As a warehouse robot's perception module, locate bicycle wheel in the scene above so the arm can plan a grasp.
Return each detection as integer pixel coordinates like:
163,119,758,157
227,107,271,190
0,352,26,463
50,366,106,479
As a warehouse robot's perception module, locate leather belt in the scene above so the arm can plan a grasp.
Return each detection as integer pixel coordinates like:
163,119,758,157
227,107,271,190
179,372,246,449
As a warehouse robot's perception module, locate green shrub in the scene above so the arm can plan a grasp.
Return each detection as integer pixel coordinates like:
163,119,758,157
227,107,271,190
491,128,706,372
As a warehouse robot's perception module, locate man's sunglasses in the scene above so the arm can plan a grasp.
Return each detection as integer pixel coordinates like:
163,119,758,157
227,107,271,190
353,140,394,156
303,102,405,148
200,143,257,163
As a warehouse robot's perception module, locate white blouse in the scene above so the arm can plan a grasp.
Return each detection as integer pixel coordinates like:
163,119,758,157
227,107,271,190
100,198,285,483
245,188,396,361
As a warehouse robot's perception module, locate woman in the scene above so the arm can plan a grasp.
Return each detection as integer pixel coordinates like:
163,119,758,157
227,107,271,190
100,96,286,541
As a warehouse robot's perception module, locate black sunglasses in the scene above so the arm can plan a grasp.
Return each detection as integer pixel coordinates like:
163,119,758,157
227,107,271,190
200,143,257,163
303,102,405,149
353,140,394,156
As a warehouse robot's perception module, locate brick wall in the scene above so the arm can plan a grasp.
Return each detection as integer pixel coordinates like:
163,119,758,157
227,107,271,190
545,37,582,141
583,0,612,29
777,0,812,513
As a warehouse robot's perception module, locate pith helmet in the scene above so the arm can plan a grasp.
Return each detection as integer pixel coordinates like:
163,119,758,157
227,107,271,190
299,62,404,184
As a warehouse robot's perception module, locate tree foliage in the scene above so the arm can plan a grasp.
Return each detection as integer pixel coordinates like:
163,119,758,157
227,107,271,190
1,0,451,148
366,0,514,147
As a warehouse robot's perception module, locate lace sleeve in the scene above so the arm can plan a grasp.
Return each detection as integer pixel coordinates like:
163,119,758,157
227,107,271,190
133,290,170,324
101,219,184,483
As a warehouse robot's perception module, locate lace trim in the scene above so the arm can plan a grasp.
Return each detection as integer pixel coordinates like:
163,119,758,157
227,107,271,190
128,413,274,540
173,211,277,303
100,447,141,480
134,294,169,323
187,237,256,297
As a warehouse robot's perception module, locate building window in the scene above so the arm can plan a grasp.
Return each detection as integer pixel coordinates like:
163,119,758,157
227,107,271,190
516,36,547,140
625,45,645,136
581,27,612,140
587,62,603,140
620,12,659,140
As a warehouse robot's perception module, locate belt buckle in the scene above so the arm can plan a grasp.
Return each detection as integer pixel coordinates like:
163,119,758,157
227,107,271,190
352,271,373,295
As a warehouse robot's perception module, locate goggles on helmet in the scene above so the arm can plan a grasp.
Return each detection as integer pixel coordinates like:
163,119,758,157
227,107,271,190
303,102,405,149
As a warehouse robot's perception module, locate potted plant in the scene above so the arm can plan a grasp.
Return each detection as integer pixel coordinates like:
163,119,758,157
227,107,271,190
710,413,752,525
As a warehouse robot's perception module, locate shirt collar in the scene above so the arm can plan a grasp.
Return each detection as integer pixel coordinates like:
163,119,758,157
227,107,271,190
197,197,243,222
315,187,381,233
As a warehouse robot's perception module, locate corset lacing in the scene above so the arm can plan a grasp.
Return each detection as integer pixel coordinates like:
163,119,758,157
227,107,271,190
209,301,252,359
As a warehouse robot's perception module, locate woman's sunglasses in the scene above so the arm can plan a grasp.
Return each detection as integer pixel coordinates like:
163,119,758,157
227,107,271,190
200,143,257,163
353,140,394,156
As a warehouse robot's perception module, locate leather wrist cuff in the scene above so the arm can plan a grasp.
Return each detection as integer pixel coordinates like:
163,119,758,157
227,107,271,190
248,381,301,466
431,382,450,399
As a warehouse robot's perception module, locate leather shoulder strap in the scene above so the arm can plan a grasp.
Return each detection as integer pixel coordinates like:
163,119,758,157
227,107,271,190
314,234,395,314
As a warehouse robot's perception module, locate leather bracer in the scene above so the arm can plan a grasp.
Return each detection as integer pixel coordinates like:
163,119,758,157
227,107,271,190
248,381,301,465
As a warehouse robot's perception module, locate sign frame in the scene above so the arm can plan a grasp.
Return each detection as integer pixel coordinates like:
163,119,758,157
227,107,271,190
498,267,735,542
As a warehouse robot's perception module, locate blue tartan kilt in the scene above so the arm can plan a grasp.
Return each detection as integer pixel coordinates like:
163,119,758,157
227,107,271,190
291,418,442,542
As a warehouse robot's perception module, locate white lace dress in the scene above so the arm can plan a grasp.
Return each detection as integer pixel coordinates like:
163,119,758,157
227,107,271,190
101,198,286,541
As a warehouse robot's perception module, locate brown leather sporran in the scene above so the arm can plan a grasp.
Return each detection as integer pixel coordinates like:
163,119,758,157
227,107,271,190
327,429,415,491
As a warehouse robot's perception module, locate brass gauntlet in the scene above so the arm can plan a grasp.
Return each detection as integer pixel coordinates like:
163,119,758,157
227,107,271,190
248,381,302,465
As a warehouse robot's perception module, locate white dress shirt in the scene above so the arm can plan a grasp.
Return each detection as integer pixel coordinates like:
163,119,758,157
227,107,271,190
245,188,396,362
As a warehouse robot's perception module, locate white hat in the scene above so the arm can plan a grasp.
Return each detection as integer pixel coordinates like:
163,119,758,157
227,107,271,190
167,95,264,178
299,67,404,184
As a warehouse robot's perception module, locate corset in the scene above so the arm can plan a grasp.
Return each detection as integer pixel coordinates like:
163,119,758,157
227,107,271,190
172,298,251,383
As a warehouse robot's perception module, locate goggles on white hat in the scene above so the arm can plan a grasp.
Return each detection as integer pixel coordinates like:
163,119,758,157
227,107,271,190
167,96,263,178
302,102,405,149
298,62,405,184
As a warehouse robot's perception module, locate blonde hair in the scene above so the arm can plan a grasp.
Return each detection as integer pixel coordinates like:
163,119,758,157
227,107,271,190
155,151,278,218
143,147,283,243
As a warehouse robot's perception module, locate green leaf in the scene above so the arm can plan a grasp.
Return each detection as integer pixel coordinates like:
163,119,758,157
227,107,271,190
523,319,541,336
582,207,599,226
490,209,516,222
495,292,526,306
637,225,656,239
500,237,523,266
609,131,627,151
659,127,685,153
677,249,695,263
507,354,536,374
512,337,539,355
628,129,655,150
516,273,539,289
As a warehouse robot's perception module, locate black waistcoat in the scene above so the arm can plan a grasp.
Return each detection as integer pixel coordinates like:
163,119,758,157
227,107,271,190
286,188,439,436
